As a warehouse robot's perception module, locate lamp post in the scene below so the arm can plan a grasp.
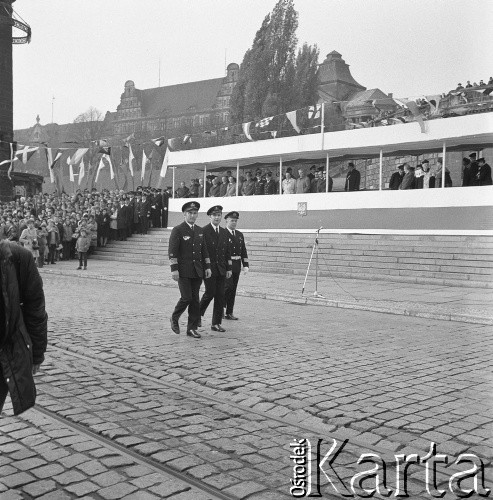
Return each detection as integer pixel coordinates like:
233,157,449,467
0,1,31,201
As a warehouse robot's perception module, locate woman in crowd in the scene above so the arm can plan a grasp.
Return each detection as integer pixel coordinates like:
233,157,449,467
46,219,60,265
19,218,39,264
225,176,237,196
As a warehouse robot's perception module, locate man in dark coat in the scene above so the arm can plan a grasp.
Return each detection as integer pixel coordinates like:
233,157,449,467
0,240,48,415
161,187,171,228
475,158,492,186
140,193,151,234
224,211,249,320
169,202,211,338
344,162,360,191
199,206,232,332
151,189,162,228
389,165,405,190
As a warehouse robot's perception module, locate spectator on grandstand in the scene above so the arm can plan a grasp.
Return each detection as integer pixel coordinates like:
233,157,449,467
466,81,473,88
225,176,237,196
296,169,311,194
389,164,405,190
462,157,477,187
489,77,493,86
241,171,256,196
219,176,229,197
189,179,200,198
399,164,415,190
209,177,222,197
479,80,486,88
308,165,317,182
175,181,190,198
282,171,296,194
264,172,277,195
456,83,464,90
421,160,435,189
254,171,265,195
414,164,425,189
345,162,361,192
474,158,492,186
435,158,453,188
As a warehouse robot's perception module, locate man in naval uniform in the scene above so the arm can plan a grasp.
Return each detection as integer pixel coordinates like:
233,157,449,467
199,206,232,332
223,211,249,320
169,202,211,338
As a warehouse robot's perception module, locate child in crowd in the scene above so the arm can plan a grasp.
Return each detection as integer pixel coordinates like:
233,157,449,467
76,228,91,270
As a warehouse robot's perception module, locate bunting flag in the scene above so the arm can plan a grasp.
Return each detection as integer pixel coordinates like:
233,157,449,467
286,110,300,133
203,130,217,136
424,95,442,115
0,143,17,182
128,144,135,177
99,146,111,156
67,147,89,165
95,139,108,147
308,104,321,120
78,157,85,185
16,145,38,164
45,148,63,183
167,138,177,150
160,148,169,178
389,117,406,124
152,136,165,147
68,160,75,182
123,132,135,146
404,100,426,133
270,131,278,139
256,116,273,128
183,134,192,145
141,149,149,181
94,155,105,183
106,154,115,180
242,122,253,141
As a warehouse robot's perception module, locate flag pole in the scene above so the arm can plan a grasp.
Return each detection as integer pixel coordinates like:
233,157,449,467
321,102,325,150
325,153,329,193
236,161,239,196
379,149,383,190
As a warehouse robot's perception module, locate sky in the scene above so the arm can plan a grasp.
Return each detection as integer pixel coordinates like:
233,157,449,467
11,0,493,130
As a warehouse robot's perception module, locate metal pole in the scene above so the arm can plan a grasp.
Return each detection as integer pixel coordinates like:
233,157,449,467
236,160,239,196
301,243,316,295
203,165,207,198
279,156,282,194
321,102,325,150
379,149,383,190
325,153,329,192
442,141,446,188
172,167,175,198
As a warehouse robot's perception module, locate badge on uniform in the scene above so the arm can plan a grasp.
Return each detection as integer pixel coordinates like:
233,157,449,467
183,236,190,240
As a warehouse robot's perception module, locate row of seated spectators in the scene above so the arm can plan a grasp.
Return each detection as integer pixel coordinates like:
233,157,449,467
389,155,492,190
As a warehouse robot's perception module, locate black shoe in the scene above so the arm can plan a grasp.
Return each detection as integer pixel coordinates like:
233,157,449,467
187,329,201,338
76,267,81,270
211,324,226,332
225,314,238,320
170,317,180,334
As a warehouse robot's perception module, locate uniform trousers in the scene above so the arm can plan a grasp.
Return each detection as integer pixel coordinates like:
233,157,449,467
172,276,202,330
224,271,240,315
199,274,226,325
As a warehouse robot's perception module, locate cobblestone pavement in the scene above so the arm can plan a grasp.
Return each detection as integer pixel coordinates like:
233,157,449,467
41,259,493,325
1,274,491,498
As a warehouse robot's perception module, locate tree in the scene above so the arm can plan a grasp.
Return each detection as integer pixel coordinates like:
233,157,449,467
231,0,319,125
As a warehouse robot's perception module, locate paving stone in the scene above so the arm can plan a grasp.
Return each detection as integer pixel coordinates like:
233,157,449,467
187,463,219,479
100,454,136,467
12,457,48,471
148,478,191,497
31,463,66,479
53,469,87,485
92,470,126,488
121,492,160,500
76,460,109,476
65,480,100,496
98,482,138,499
130,473,164,489
21,479,58,497
0,471,36,488
223,481,267,499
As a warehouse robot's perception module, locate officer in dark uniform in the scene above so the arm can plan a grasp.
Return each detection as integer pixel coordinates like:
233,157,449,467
169,202,211,338
161,187,171,228
199,206,232,332
223,211,249,320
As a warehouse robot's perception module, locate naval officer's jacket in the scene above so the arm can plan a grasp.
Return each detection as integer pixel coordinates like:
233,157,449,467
168,222,211,278
226,229,249,274
202,224,232,277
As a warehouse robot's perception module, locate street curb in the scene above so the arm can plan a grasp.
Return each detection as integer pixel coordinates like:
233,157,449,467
39,268,493,325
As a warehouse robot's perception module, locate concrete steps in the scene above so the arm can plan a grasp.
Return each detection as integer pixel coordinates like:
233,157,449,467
92,228,493,288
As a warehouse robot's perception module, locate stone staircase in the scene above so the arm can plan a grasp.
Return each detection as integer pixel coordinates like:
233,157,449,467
92,229,493,288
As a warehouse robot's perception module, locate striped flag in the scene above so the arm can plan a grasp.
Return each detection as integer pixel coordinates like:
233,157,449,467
308,104,321,120
45,148,63,183
78,157,85,185
242,122,253,141
286,110,300,134
256,116,273,128
141,149,149,181
128,144,135,177
95,156,105,183
160,148,169,178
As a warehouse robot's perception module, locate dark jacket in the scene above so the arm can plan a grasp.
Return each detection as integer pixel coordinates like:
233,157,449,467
399,172,415,190
389,171,404,190
168,222,211,278
0,240,48,415
475,163,492,186
226,228,249,274
345,169,360,191
202,224,232,277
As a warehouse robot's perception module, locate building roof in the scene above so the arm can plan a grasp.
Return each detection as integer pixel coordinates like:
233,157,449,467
346,88,390,108
139,77,225,117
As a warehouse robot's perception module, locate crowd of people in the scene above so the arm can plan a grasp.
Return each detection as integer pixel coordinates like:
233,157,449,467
389,154,492,190
456,77,493,90
0,186,172,269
